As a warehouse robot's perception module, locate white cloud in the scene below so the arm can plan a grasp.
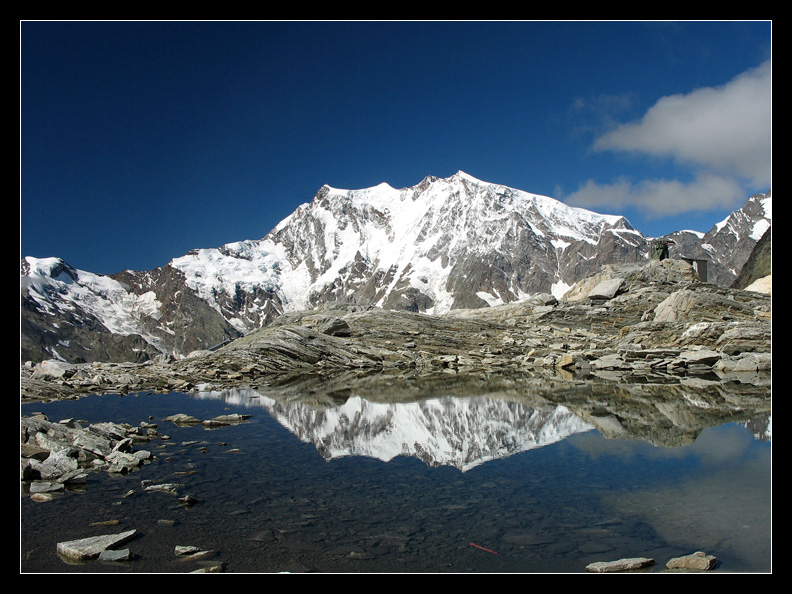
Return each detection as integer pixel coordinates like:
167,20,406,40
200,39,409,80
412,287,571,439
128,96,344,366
565,172,746,218
566,60,771,216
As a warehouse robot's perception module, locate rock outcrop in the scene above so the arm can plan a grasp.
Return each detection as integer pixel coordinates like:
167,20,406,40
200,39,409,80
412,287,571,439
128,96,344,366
20,415,157,499
732,226,771,292
21,259,771,411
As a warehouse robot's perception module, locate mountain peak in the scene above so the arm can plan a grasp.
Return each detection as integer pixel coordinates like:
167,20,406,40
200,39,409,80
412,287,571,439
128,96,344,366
21,256,78,286
450,170,483,183
319,180,396,196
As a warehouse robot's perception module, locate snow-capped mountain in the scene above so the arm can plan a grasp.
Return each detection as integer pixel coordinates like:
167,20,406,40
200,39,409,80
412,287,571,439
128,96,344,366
21,257,242,363
21,172,771,363
167,171,645,328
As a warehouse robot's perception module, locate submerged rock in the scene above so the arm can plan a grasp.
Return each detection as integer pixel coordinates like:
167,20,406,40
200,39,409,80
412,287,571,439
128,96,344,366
98,548,132,562
202,413,252,427
163,413,201,425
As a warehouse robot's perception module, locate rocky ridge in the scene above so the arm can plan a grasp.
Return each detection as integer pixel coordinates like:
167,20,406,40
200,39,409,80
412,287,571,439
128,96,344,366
21,259,771,407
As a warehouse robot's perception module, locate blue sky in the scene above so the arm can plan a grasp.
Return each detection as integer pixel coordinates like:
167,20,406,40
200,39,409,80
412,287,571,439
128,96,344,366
21,20,772,275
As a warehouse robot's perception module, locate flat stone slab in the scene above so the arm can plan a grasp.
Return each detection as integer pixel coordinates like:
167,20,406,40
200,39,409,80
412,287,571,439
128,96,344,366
56,529,137,560
585,557,655,572
98,548,131,562
587,277,625,300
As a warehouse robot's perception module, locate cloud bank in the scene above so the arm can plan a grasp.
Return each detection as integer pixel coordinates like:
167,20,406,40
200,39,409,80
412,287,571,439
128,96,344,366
565,59,771,217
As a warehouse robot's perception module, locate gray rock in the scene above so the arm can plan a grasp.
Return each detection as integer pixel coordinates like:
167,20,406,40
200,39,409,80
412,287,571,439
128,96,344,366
29,480,64,494
30,448,79,479
528,293,558,306
89,422,131,442
665,551,717,571
30,360,76,380
71,430,115,458
585,557,655,572
21,414,154,488
654,288,753,323
718,352,772,372
587,277,625,300
733,226,771,290
99,548,132,562
20,443,49,461
56,529,137,561
202,413,252,427
301,314,352,336
105,450,151,474
187,349,212,358
163,413,201,425
676,349,722,367
179,494,199,506
144,482,184,494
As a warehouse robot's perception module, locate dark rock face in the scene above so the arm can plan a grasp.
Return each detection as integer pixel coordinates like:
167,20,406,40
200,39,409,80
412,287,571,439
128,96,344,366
20,259,163,364
20,309,161,364
21,259,241,364
732,226,771,289
111,265,244,355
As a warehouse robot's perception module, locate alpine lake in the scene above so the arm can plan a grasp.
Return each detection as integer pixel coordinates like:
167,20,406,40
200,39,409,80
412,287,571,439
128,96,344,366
20,369,771,574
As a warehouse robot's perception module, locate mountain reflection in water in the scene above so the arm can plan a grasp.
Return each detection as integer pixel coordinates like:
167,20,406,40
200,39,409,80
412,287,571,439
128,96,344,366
195,389,594,471
20,369,771,573
194,367,771,460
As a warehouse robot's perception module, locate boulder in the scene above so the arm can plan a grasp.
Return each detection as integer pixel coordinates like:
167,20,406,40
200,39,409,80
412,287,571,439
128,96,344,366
665,551,717,571
654,289,753,323
744,275,771,294
301,314,353,336
587,277,625,300
31,360,76,380
528,293,558,306
163,413,202,425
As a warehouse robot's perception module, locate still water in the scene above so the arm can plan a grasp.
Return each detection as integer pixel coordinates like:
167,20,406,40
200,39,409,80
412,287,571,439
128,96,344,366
20,381,771,573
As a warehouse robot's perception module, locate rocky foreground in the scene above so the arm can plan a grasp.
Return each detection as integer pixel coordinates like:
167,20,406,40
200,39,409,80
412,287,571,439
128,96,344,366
21,259,771,404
